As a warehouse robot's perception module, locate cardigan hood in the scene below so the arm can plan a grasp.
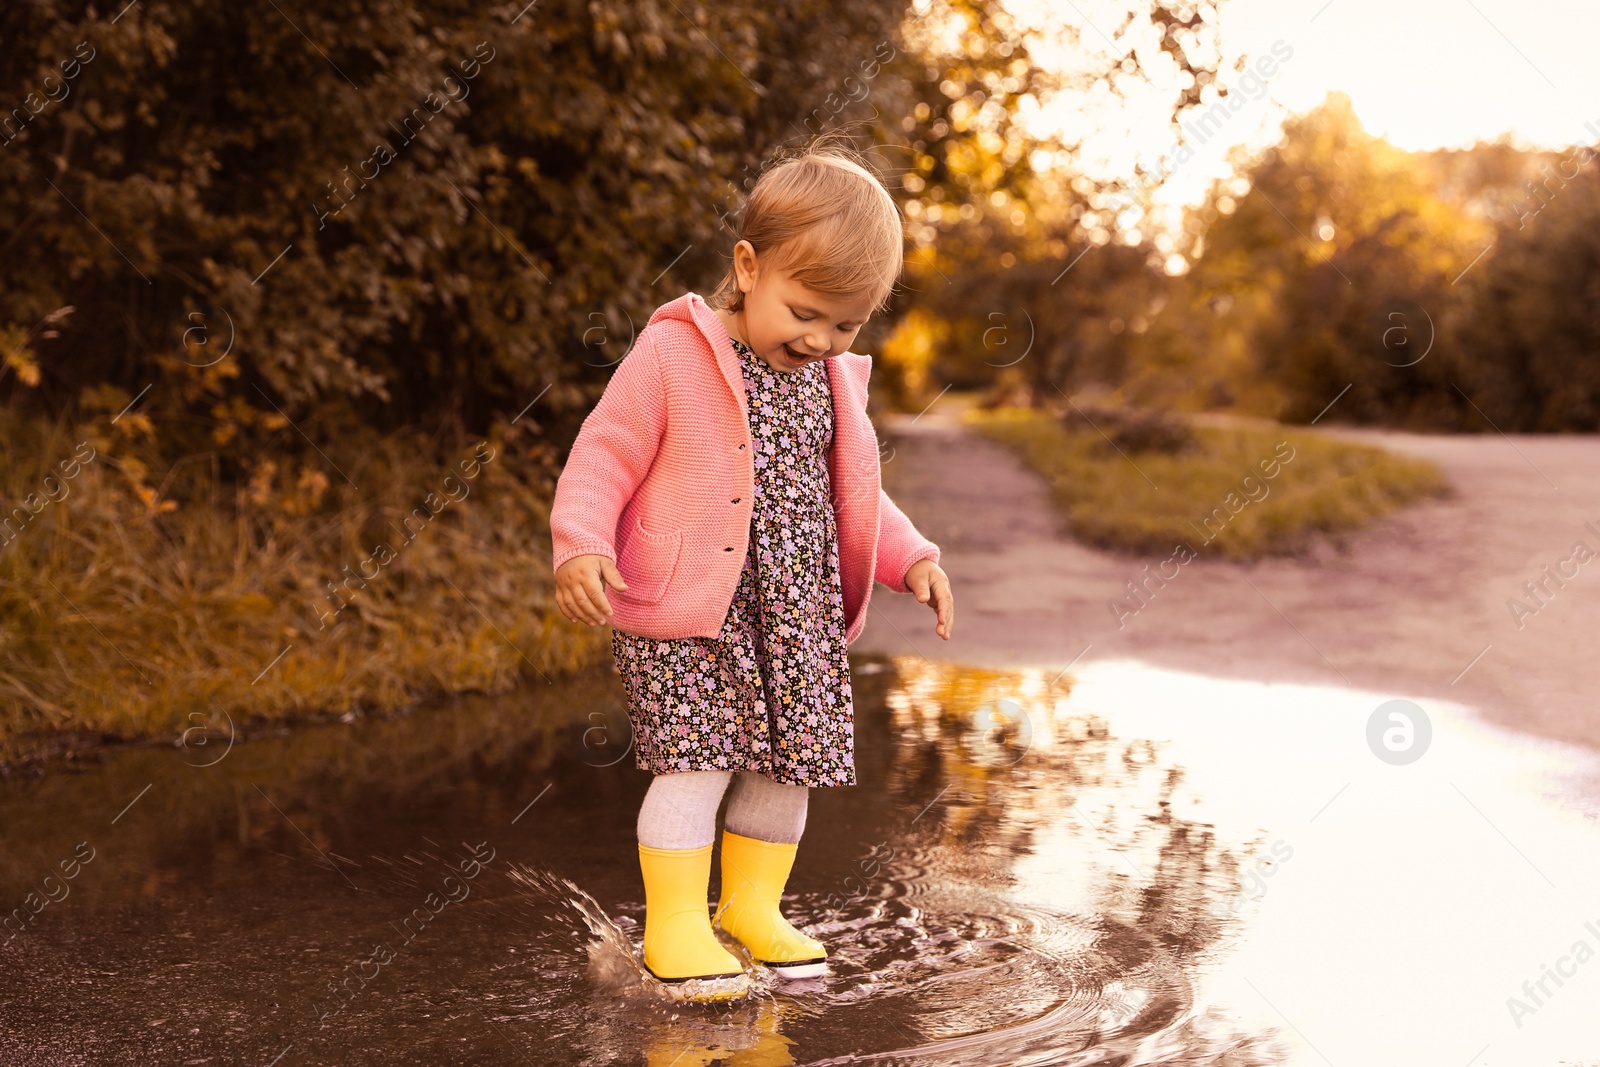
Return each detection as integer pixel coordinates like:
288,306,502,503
550,291,940,644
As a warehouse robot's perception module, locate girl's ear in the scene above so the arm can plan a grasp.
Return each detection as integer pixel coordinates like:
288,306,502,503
733,240,759,291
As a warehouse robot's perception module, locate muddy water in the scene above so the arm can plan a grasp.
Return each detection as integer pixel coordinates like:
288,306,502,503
2,655,1599,1066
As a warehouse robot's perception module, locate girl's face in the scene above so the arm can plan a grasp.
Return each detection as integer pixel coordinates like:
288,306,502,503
718,240,878,374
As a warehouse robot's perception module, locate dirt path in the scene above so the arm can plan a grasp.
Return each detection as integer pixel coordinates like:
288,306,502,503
858,409,1600,754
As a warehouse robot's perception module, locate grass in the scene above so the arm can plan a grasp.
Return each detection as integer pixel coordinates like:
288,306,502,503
963,406,1453,560
0,414,609,768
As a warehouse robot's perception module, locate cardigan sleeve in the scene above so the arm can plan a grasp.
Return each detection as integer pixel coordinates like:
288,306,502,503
873,486,941,593
549,334,667,573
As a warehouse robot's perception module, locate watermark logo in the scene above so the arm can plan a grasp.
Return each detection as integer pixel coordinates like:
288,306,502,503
178,709,235,768
981,308,1034,368
1366,698,1431,765
579,308,636,368
179,304,235,368
1370,299,1433,367
572,707,635,768
967,697,1032,766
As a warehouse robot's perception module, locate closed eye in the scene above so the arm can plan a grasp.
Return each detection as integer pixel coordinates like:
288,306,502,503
791,309,861,331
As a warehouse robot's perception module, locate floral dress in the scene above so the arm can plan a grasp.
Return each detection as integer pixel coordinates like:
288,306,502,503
610,336,856,788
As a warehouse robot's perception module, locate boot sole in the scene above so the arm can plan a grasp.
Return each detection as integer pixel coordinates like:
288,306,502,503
761,957,828,979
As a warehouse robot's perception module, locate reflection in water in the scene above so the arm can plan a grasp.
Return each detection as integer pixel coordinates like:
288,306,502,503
4,655,1596,1064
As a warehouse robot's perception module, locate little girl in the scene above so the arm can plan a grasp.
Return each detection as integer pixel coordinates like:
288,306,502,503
549,146,954,1002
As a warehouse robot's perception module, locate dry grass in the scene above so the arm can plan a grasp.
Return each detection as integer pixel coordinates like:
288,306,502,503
0,415,609,766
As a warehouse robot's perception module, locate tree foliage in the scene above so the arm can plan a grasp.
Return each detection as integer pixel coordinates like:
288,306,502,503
0,0,939,478
1455,158,1600,431
883,0,1244,406
1134,92,1600,430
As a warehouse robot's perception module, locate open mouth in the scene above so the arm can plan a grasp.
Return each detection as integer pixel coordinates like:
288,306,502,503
782,344,817,367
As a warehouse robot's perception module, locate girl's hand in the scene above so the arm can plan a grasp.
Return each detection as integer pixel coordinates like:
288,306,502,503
905,559,954,640
555,554,629,627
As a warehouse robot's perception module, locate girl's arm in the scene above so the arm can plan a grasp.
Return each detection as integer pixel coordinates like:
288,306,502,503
550,335,667,572
873,487,940,593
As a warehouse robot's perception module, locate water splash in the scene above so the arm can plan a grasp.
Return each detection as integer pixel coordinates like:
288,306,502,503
506,863,778,1006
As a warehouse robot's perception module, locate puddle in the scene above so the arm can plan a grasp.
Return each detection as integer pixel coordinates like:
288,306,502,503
1,656,1597,1066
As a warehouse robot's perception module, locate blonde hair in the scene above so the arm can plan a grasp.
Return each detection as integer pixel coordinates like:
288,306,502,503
709,145,904,316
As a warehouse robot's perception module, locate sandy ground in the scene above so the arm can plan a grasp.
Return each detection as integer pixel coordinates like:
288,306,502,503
857,409,1600,755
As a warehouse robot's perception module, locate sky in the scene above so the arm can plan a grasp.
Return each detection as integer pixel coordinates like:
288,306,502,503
1015,0,1600,223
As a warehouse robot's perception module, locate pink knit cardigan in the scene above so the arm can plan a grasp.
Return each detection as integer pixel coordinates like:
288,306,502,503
550,292,940,644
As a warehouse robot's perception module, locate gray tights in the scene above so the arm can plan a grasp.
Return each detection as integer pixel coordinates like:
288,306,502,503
636,769,809,849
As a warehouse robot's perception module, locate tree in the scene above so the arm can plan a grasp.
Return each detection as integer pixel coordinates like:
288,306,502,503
1457,161,1600,431
1149,92,1494,428
0,0,917,474
881,0,1246,407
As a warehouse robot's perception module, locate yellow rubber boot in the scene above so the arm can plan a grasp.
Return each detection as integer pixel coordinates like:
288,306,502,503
638,843,750,1001
716,831,828,979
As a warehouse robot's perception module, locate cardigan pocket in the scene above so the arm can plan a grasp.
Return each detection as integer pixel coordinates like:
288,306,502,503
613,516,684,606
